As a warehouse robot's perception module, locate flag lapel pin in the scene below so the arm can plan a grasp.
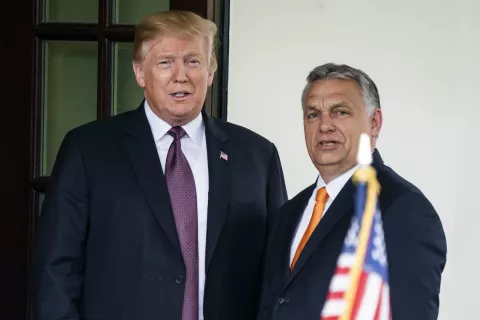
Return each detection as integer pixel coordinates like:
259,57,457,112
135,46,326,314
220,151,228,161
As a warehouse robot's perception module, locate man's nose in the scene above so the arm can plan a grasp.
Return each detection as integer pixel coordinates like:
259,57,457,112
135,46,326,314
173,62,188,83
318,114,335,133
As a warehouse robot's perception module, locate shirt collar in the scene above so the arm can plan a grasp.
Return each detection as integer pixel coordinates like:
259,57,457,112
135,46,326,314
316,164,360,201
144,99,204,146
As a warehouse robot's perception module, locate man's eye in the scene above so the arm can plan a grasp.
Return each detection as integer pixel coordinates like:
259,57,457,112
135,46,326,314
188,59,200,65
307,112,319,119
158,60,171,66
334,110,349,116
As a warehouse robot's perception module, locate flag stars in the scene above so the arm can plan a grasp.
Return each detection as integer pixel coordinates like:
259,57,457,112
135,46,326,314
371,222,387,267
345,219,360,247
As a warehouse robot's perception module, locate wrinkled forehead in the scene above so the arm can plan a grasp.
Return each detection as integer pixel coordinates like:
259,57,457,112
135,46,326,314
143,34,210,58
306,95,352,109
305,79,364,109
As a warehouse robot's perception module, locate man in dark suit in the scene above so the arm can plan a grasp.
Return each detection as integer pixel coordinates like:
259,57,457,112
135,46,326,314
32,11,287,320
258,63,447,320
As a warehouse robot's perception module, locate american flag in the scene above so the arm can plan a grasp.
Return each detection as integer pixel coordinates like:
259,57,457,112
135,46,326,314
320,167,391,320
220,151,228,161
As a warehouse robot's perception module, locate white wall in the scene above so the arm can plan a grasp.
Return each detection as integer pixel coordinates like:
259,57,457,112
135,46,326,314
227,0,480,319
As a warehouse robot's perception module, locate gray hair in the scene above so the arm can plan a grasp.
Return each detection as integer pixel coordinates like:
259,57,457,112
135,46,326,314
301,63,380,115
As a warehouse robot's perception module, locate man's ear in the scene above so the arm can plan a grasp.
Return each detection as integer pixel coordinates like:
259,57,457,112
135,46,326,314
207,68,214,87
371,108,383,138
133,61,145,88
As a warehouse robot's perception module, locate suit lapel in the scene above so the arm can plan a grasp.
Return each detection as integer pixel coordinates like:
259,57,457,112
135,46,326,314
275,185,314,288
285,180,355,288
122,105,182,257
203,111,232,271
279,150,383,291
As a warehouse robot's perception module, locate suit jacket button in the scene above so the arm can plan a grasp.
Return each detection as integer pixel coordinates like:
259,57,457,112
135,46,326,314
278,297,285,304
175,274,184,284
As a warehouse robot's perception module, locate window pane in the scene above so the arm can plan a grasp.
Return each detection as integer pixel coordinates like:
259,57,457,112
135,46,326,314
45,0,99,23
113,0,169,25
112,42,144,115
42,41,98,175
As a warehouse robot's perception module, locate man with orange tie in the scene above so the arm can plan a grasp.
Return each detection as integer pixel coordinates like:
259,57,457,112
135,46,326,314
257,63,447,320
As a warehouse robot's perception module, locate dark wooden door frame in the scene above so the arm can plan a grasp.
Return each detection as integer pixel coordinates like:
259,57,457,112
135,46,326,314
0,0,230,318
0,0,36,318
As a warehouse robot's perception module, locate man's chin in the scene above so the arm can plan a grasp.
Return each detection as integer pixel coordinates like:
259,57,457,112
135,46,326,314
314,152,344,166
166,107,201,125
317,161,343,168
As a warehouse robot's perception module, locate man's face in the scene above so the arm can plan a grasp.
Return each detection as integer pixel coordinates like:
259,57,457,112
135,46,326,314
303,78,382,182
133,35,214,126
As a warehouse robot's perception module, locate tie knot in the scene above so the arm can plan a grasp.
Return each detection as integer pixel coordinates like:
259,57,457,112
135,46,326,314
168,126,186,140
316,187,328,203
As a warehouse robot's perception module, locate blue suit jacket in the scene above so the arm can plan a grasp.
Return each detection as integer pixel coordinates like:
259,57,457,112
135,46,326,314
32,103,288,320
258,150,446,320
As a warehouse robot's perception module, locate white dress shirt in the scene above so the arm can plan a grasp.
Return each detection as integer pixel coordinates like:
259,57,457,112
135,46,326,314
144,101,209,320
289,165,359,265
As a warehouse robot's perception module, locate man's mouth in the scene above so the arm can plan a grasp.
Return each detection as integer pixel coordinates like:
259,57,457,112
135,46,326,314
170,91,191,98
317,140,341,150
319,141,339,146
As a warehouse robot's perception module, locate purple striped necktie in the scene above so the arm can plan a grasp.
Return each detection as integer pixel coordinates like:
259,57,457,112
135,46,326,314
165,126,198,320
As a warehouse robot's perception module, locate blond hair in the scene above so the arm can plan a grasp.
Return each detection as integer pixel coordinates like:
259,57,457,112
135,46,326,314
133,11,218,72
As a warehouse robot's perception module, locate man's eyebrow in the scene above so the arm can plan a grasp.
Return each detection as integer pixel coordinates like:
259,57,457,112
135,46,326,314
329,102,351,109
305,105,319,111
185,51,202,56
154,52,203,60
154,54,175,61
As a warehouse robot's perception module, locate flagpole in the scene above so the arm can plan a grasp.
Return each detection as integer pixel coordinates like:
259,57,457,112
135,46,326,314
339,134,380,320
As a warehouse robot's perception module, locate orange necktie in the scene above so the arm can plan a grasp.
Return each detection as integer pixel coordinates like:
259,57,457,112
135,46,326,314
290,187,329,270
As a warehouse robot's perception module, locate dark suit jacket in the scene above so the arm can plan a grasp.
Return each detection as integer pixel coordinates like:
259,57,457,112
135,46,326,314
258,150,447,320
32,104,288,320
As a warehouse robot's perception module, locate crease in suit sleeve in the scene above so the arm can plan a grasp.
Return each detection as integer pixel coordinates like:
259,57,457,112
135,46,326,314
266,143,288,231
384,192,447,320
32,131,90,320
